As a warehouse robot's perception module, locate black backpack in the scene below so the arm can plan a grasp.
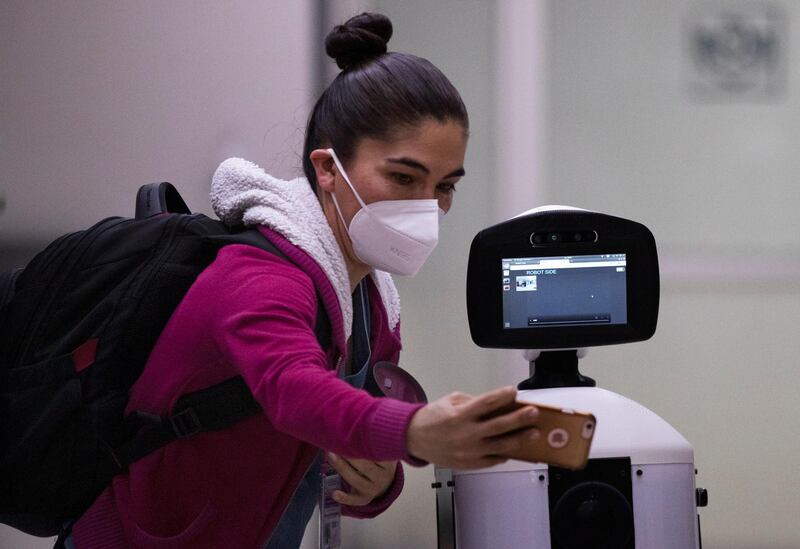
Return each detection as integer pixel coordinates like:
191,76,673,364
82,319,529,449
0,182,331,539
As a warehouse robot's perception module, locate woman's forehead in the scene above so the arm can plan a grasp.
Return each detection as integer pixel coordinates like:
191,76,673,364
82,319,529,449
354,120,467,166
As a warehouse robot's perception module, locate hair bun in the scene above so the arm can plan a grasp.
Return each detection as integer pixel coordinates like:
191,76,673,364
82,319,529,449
325,12,393,70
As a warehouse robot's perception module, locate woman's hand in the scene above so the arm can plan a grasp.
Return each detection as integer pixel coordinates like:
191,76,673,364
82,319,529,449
406,386,540,469
327,453,398,506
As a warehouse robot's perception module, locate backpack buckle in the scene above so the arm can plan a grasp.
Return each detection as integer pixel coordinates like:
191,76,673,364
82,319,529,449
169,408,202,438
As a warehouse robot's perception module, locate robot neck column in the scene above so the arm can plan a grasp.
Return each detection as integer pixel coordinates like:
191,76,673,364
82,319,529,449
518,350,596,390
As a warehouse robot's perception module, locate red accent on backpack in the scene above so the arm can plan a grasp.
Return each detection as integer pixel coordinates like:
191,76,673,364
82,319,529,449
72,338,99,372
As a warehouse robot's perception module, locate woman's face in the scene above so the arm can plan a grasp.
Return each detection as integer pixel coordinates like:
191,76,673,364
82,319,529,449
328,118,468,221
311,117,467,279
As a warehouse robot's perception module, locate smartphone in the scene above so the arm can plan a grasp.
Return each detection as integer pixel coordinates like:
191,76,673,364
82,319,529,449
489,401,597,470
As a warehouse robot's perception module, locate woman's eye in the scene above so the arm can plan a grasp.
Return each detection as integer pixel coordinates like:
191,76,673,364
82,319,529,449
391,173,414,185
437,182,457,194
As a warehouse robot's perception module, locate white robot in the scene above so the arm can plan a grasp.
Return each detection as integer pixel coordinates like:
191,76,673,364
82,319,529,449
433,207,708,549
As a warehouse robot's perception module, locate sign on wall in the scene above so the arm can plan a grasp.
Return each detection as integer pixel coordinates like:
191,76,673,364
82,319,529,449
685,1,787,101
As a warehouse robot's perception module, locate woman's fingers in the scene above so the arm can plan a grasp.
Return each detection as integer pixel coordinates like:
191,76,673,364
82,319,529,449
476,455,509,469
373,460,396,471
484,427,541,456
459,386,518,418
476,403,539,438
327,454,398,506
328,453,373,495
332,489,370,507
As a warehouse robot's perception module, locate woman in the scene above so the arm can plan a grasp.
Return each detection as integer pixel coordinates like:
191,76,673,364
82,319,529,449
69,12,540,549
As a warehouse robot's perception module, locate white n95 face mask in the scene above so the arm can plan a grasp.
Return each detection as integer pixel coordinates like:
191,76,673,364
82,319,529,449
327,148,442,277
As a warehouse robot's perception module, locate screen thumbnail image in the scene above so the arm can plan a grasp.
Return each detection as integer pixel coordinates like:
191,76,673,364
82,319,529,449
515,275,538,292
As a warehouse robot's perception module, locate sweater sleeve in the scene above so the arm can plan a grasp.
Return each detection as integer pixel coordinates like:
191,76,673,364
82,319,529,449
210,246,424,463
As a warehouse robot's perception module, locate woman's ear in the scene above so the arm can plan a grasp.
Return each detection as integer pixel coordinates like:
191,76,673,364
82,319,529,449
309,149,337,193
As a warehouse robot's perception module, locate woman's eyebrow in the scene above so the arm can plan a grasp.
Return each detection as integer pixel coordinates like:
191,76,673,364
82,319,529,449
386,157,430,173
445,166,466,178
386,157,466,178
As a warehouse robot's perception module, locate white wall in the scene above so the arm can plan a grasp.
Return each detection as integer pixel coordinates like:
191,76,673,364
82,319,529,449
0,0,315,249
542,1,800,547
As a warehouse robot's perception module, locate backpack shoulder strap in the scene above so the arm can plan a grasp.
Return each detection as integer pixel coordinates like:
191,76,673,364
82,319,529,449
112,376,259,470
135,182,191,219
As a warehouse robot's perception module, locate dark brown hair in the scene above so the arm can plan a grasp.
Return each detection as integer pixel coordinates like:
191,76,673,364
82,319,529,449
302,12,469,191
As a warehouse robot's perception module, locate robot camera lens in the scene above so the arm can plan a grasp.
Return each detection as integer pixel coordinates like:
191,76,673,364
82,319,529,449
530,233,545,245
549,233,561,242
573,233,583,242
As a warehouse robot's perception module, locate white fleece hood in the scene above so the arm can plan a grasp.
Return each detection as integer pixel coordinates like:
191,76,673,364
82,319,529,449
210,157,400,339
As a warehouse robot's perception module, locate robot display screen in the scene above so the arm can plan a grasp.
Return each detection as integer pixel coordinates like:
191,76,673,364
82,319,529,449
501,254,627,329
467,208,658,349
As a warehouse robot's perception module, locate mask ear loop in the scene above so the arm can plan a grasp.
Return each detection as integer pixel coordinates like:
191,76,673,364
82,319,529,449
326,148,371,231
327,149,369,210
327,149,367,209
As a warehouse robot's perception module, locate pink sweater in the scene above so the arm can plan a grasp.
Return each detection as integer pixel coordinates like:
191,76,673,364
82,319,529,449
72,227,424,548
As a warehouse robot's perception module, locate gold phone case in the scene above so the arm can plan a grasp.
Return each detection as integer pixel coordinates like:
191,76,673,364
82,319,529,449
497,401,597,470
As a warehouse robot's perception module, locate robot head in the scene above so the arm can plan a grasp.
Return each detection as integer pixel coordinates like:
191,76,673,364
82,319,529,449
466,206,659,350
